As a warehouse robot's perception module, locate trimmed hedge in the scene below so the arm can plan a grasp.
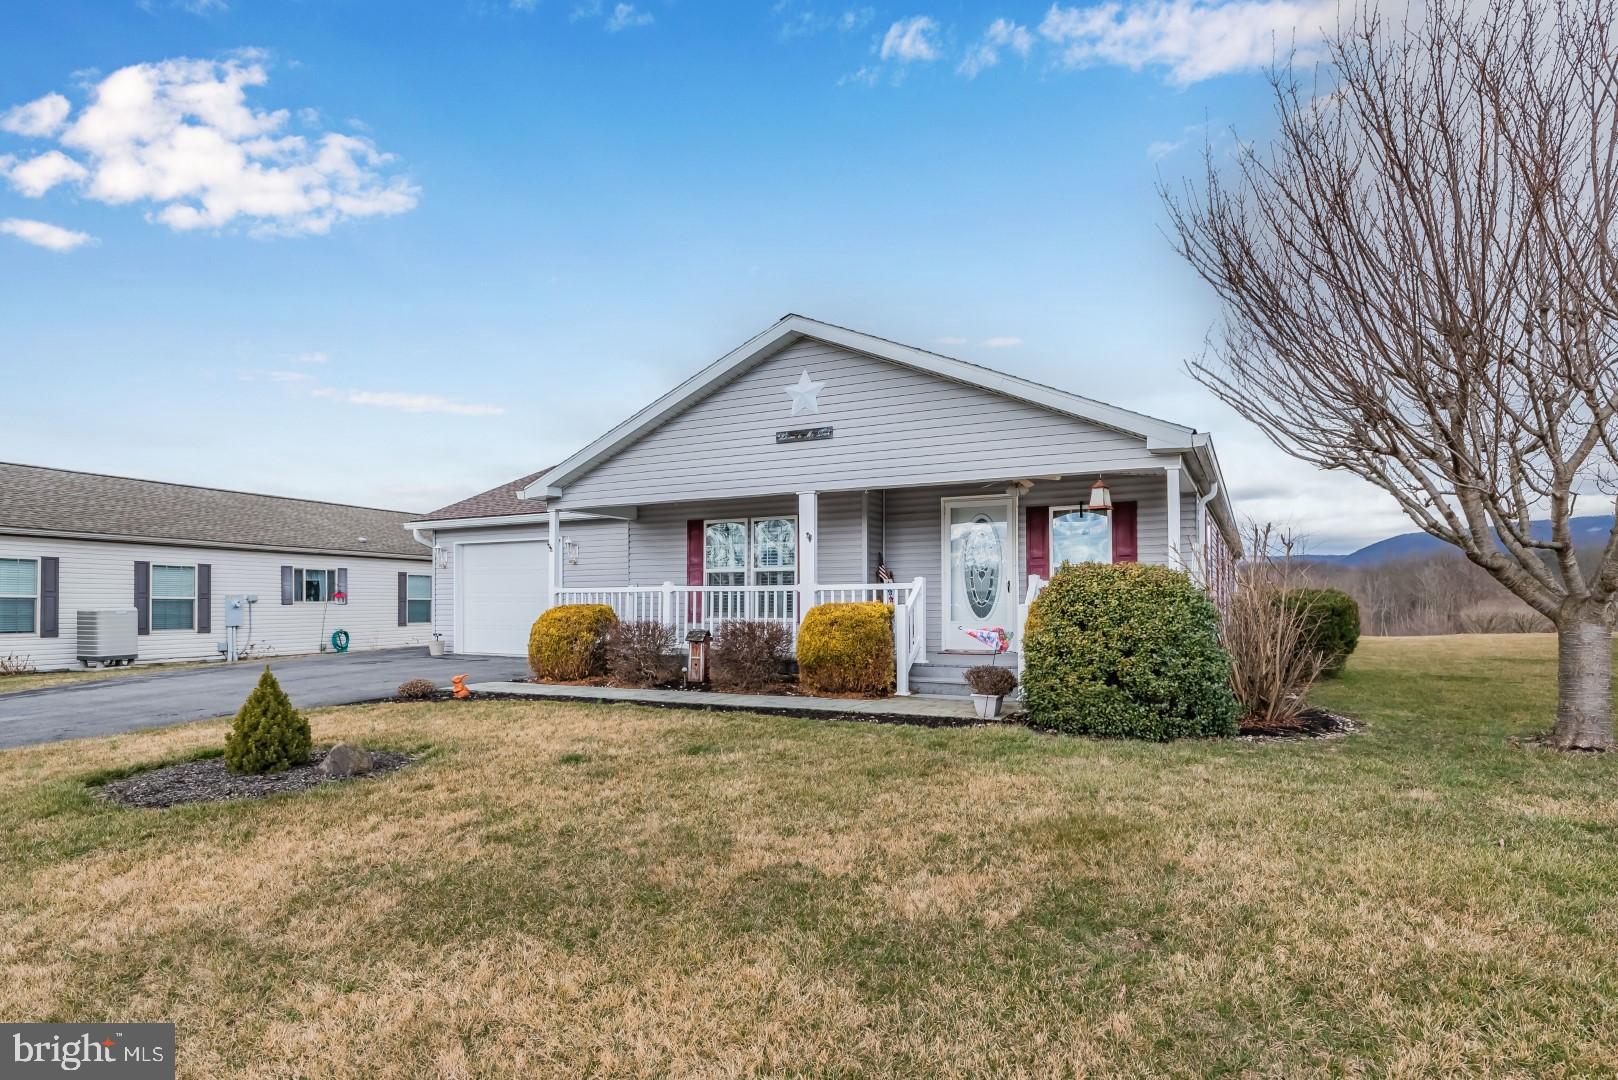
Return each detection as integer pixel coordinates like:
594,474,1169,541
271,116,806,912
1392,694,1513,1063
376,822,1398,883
796,601,895,696
1022,562,1238,740
529,604,618,680
1281,587,1361,676
225,666,312,774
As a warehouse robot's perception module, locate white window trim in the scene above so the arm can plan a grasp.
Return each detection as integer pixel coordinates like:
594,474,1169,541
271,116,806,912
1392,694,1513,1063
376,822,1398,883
703,516,798,586
295,567,339,604
405,573,433,624
0,557,39,635
150,562,197,632
1049,504,1113,567
938,494,1019,653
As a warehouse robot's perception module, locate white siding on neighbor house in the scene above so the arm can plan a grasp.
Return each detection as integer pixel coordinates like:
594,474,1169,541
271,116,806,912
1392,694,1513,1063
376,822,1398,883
552,338,1166,509
881,473,1177,656
426,518,629,653
0,534,432,672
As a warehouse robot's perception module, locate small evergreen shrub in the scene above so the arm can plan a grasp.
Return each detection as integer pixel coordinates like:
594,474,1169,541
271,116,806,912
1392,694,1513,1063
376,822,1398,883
963,664,1017,697
606,618,678,687
224,666,312,774
796,601,895,696
529,604,618,680
1022,563,1239,740
395,678,439,701
711,619,792,690
1281,587,1361,676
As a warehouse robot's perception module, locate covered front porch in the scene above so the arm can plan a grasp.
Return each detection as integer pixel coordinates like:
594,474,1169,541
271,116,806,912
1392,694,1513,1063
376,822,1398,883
543,468,1201,695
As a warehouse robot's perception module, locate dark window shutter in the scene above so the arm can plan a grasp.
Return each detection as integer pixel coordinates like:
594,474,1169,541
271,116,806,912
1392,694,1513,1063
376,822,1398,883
196,563,211,633
293,568,304,602
1025,506,1049,580
397,572,408,626
686,520,705,622
337,567,347,601
280,565,294,605
1112,502,1138,563
39,556,59,638
134,561,150,635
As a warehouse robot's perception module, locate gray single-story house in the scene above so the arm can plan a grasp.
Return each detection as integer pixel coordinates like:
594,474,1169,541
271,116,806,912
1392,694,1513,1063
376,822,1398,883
406,315,1240,694
1,463,435,671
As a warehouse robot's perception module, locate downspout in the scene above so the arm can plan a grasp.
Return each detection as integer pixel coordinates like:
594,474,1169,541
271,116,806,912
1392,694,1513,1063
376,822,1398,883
412,527,436,644
1195,484,1219,587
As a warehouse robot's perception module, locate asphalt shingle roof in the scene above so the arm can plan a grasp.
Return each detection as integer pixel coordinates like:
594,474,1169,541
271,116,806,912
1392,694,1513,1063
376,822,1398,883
0,462,430,559
416,470,550,522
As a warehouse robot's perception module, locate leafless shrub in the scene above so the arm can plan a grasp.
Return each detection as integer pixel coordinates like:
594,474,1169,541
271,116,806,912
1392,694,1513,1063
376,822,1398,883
1224,526,1327,729
711,620,792,691
395,678,439,701
606,619,679,688
0,653,36,677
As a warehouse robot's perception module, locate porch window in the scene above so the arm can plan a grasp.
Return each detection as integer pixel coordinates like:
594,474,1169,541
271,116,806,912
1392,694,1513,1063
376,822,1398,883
704,517,797,619
1049,505,1111,567
751,517,797,619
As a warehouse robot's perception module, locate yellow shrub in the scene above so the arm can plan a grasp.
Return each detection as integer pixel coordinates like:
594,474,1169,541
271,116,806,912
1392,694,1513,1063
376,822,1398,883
796,601,895,696
528,604,618,680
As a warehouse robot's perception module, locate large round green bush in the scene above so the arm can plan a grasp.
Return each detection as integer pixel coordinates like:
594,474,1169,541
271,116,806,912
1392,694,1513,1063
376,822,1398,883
1022,563,1238,740
529,604,618,680
1281,587,1361,676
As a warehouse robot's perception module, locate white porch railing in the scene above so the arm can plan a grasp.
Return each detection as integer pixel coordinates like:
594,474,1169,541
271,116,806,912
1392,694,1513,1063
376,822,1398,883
1015,574,1045,681
553,578,928,694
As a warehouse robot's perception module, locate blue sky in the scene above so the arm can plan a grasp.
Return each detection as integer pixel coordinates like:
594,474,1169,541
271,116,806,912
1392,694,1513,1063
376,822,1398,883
0,0,1406,552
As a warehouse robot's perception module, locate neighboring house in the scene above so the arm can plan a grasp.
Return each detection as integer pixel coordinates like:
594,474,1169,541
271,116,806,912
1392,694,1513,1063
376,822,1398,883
0,463,435,671
407,315,1241,694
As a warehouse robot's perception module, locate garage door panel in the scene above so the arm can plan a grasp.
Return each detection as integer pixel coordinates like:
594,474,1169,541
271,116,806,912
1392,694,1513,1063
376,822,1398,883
460,542,548,656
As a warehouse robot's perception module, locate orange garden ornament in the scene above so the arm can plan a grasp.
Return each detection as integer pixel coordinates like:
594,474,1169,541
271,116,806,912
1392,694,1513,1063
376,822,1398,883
451,674,472,699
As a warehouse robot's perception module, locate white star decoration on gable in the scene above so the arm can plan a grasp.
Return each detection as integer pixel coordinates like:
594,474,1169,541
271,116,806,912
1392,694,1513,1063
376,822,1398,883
785,369,825,416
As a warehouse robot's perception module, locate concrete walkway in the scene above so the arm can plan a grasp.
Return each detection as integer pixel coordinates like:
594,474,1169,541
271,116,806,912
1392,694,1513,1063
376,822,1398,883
468,680,1008,724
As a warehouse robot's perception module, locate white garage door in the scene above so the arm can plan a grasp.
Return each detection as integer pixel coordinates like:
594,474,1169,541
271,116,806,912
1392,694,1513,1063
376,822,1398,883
459,541,549,656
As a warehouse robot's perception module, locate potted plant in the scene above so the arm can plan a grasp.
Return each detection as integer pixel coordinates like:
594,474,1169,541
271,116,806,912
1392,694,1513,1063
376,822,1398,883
963,663,1018,719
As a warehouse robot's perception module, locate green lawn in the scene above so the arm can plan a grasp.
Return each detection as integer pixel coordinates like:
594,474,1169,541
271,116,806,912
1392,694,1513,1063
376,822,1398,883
2,634,1616,1077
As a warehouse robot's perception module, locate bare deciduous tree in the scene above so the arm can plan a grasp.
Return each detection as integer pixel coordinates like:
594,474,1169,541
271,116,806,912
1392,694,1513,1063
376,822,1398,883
1164,0,1618,748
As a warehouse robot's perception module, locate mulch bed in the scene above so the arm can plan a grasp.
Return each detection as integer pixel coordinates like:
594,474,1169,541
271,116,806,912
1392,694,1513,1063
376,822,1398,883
96,749,415,809
1239,706,1362,740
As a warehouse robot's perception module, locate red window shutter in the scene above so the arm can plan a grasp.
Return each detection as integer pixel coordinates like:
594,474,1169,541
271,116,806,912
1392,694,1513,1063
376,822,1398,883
1025,505,1049,579
686,520,704,622
1112,501,1138,563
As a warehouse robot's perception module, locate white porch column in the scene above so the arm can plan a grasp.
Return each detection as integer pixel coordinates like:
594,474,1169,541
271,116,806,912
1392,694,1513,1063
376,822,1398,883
798,490,819,617
1164,464,1182,569
546,508,562,610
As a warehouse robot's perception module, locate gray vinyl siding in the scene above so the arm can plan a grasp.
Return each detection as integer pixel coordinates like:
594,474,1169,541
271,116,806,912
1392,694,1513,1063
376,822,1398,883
0,534,430,672
553,338,1164,509
427,518,629,652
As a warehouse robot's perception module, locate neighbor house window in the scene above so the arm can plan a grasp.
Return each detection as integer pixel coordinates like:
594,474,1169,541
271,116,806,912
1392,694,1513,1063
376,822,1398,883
150,564,197,631
297,568,338,603
1049,506,1112,567
406,574,432,623
0,558,38,634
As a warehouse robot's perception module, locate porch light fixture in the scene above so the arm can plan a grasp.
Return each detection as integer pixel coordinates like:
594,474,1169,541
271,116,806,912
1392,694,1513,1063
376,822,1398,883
1086,478,1114,514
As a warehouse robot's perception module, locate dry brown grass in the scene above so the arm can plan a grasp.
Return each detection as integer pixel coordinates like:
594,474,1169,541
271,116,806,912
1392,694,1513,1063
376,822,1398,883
2,634,1617,1076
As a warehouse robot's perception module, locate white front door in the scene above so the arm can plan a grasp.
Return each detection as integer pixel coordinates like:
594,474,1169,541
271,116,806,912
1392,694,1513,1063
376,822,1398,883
941,496,1018,652
458,541,550,656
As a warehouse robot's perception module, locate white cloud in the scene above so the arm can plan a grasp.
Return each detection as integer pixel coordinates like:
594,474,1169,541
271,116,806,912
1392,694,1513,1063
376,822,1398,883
838,65,882,87
1147,138,1185,159
5,150,89,197
0,56,420,237
980,336,1023,348
776,3,875,39
880,16,942,62
1039,0,1332,85
0,217,94,252
1,93,71,137
291,351,329,364
605,2,653,30
311,387,505,416
958,18,1034,77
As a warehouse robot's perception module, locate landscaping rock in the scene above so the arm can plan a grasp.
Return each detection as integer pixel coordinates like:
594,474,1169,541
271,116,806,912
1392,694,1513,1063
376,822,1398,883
98,748,413,808
319,742,375,777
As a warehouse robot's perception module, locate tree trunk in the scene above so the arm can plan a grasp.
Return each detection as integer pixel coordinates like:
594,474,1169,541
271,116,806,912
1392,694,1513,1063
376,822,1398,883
1552,601,1615,750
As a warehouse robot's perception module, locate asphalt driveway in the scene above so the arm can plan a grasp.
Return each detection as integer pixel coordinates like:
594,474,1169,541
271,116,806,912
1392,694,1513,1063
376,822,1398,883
0,648,533,749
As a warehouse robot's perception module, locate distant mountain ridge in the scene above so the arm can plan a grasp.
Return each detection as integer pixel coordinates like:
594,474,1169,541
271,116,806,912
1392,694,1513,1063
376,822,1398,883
1309,514,1616,567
